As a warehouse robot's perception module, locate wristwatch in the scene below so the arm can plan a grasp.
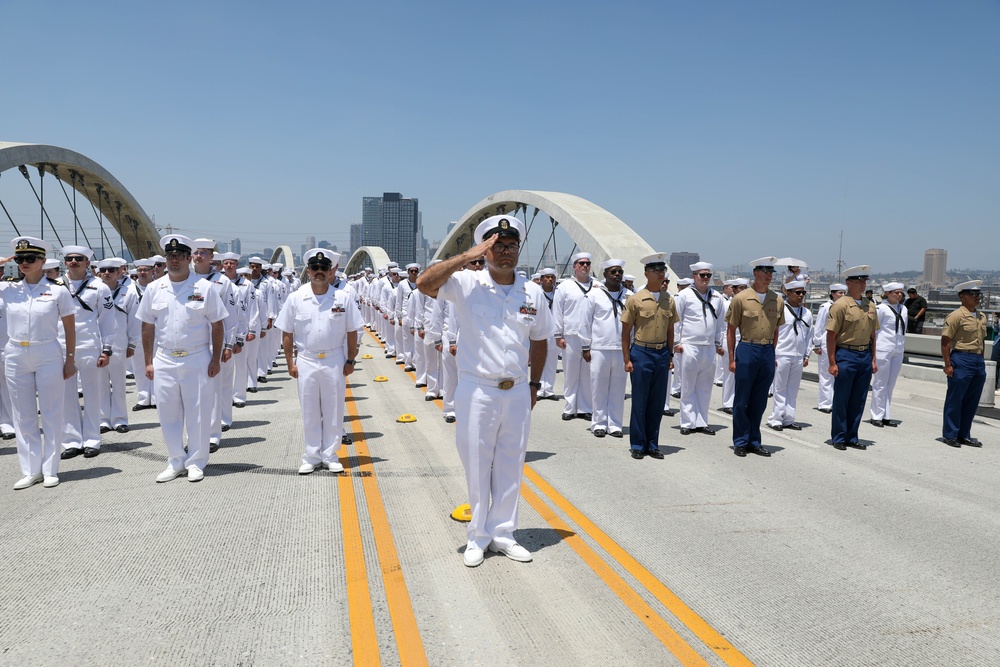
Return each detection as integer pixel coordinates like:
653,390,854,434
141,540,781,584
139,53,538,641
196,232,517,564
346,359,357,366
529,381,541,389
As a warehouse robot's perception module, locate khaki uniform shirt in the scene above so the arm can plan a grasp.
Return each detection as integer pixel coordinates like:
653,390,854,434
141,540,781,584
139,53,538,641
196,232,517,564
621,289,677,345
942,306,986,355
826,298,877,347
725,289,785,343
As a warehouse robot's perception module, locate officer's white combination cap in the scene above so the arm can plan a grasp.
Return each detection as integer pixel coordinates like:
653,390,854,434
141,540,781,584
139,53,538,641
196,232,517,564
786,280,807,290
61,245,94,259
830,283,848,291
602,258,625,270
405,263,420,270
842,265,871,279
955,279,982,292
690,261,713,272
776,257,808,268
304,248,341,266
12,236,52,255
134,258,156,267
882,282,905,292
640,252,668,269
473,215,526,246
749,256,777,269
161,235,194,254
571,252,592,264
42,258,60,270
193,238,215,249
539,268,556,276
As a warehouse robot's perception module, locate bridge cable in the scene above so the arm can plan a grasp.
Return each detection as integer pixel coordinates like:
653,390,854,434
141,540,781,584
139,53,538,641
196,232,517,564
55,169,94,249
0,173,23,236
18,166,64,246
535,216,559,276
559,240,579,278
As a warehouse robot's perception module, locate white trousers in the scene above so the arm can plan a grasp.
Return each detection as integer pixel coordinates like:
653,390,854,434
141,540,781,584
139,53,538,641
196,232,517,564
63,347,102,451
0,351,14,435
401,326,415,367
816,344,834,409
296,355,346,466
234,337,255,400
722,348,736,408
423,340,440,396
153,348,216,471
663,368,674,411
714,345,728,383
133,336,155,406
99,352,128,428
767,356,804,427
678,343,716,429
590,349,627,433
412,331,425,380
253,330,269,381
211,353,238,441
539,337,558,398
455,378,531,551
5,342,66,477
871,352,903,420
394,322,405,360
561,334,592,416
440,347,458,417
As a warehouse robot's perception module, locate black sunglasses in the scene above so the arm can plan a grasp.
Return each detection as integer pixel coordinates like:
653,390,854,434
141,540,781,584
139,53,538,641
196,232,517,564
97,267,115,273
468,259,485,266
14,255,40,264
697,272,712,279
790,290,806,295
64,255,87,263
308,263,332,271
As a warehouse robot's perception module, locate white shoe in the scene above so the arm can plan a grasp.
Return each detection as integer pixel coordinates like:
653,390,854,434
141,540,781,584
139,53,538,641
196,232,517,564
14,474,43,490
326,460,344,473
156,466,184,483
187,466,204,482
43,476,59,488
463,545,484,567
488,542,532,562
298,463,316,475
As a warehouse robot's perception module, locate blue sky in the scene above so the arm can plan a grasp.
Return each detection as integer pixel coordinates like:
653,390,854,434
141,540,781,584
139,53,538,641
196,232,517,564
2,0,997,273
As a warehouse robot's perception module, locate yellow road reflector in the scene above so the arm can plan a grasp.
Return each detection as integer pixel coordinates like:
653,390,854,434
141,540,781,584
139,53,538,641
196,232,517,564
362,354,373,359
374,376,388,382
397,414,416,423
450,503,472,522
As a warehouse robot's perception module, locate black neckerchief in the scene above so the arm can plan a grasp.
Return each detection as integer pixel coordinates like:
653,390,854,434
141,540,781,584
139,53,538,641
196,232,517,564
784,302,808,335
72,277,94,312
573,278,593,295
111,283,128,314
888,303,905,334
542,290,554,309
135,283,145,303
601,286,626,319
691,288,717,320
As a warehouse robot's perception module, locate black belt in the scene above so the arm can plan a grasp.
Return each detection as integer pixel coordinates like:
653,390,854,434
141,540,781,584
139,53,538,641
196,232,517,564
838,344,870,352
951,350,981,355
633,341,669,350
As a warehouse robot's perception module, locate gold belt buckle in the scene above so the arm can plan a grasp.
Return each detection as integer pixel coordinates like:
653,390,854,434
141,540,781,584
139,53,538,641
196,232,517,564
19,341,30,347
497,378,515,390
317,353,326,359
171,351,187,358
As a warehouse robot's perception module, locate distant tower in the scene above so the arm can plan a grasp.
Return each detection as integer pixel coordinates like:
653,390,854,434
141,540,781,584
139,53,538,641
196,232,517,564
923,249,947,287
350,224,362,254
362,192,419,265
230,238,242,256
669,252,700,278
305,235,316,250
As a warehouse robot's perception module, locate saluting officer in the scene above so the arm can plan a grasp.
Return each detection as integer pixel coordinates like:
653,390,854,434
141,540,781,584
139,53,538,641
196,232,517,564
276,249,362,474
137,235,226,483
826,266,878,451
554,252,596,421
621,253,677,460
766,279,812,431
870,282,907,428
3,238,76,489
940,280,988,448
417,215,553,568
726,257,784,457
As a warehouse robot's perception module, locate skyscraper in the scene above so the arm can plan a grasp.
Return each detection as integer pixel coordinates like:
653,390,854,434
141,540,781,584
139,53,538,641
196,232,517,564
924,249,947,287
305,235,316,250
669,251,700,277
350,224,362,254
231,238,242,256
362,192,419,265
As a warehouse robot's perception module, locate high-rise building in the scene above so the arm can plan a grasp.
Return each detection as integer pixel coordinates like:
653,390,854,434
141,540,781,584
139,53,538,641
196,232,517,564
669,252,700,278
350,224,362,254
362,192,419,265
924,248,947,287
305,235,316,250
216,242,229,254
230,238,242,256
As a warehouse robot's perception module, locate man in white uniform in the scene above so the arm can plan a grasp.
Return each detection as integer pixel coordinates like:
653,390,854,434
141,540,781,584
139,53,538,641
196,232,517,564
226,259,257,409
672,262,726,435
129,258,157,411
812,283,847,413
715,282,735,385
417,215,554,567
553,252,595,420
248,257,274,390
719,279,747,414
870,282,907,427
137,235,226,483
96,257,139,433
536,268,559,400
276,249,361,474
766,280,813,430
581,259,632,438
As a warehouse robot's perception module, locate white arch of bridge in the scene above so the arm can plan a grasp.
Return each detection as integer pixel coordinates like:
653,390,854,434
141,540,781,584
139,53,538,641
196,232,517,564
345,246,392,275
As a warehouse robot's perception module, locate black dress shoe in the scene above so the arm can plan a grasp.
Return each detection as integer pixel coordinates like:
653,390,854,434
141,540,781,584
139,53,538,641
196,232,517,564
631,451,644,460
784,423,802,431
257,376,268,383
593,429,606,438
959,437,982,447
671,392,681,399
848,440,868,450
405,366,416,372
415,383,427,388
818,408,832,414
561,414,576,421
83,447,100,458
767,423,783,432
115,425,129,434
832,441,847,450
126,372,135,379
209,442,219,453
750,445,771,457
1,432,14,440
395,360,405,365
247,387,258,393
100,425,112,434
221,425,230,432
444,415,456,423
882,419,897,427
943,438,961,448
61,447,83,459
647,449,664,459
233,402,246,408
720,407,733,415
578,413,592,420
697,427,716,436
733,446,748,457
680,428,693,435
609,431,623,438
869,419,883,428
132,404,151,412
424,395,437,401
342,435,353,444
662,409,676,417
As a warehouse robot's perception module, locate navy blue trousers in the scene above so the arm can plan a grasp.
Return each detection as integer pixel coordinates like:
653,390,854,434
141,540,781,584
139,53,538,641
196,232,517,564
628,345,671,453
831,348,872,445
943,352,986,440
732,343,775,448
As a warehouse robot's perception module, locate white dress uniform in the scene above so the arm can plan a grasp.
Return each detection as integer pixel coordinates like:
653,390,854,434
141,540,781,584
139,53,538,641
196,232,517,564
553,275,595,417
767,298,813,428
194,266,239,445
672,284,726,430
136,266,227,477
395,276,417,370
0,305,15,438
581,280,632,436
250,268,275,386
426,295,458,419
128,274,156,408
100,271,140,430
406,283,428,383
871,293,907,422
3,262,74,484
275,266,362,469
417,288,441,396
61,265,117,454
812,296,838,411
231,269,260,405
537,284,559,399
715,292,733,384
437,269,554,553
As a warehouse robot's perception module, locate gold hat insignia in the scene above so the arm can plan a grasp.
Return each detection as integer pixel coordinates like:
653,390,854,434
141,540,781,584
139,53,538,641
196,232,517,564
16,240,29,250
499,219,510,230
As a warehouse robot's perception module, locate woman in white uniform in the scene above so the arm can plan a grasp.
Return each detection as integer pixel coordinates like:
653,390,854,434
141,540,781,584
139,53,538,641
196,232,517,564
2,237,76,489
870,282,907,427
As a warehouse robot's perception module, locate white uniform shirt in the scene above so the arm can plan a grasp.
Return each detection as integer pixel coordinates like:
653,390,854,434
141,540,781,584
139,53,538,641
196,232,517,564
195,270,238,346
107,281,141,353
437,271,555,380
395,280,416,321
62,275,117,351
812,301,834,349
136,274,227,350
875,302,907,356
274,284,363,356
775,303,813,358
553,278,595,337
674,287,726,346
1,278,75,343
581,285,633,350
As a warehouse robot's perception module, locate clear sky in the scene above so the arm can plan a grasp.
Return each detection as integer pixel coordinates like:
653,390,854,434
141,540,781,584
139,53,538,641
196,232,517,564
2,0,997,273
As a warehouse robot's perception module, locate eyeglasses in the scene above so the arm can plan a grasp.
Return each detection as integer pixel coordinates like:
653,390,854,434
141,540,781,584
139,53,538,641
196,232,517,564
492,243,520,255
165,252,190,260
468,259,485,266
697,273,712,279
97,267,115,273
14,255,39,264
606,269,624,275
64,255,87,263
790,290,806,295
576,261,591,267
308,263,331,271
154,262,166,267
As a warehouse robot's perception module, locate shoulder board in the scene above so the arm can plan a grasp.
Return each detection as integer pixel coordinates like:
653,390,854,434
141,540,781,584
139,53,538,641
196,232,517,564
4,275,23,282
46,277,64,286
